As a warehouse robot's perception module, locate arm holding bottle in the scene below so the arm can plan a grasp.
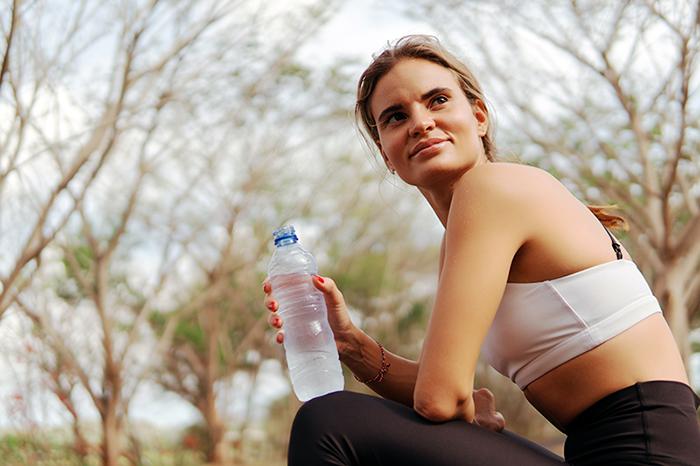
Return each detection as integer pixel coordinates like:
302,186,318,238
264,274,418,407
263,274,504,431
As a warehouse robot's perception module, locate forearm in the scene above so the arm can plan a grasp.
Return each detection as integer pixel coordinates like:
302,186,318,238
338,328,504,430
339,327,418,408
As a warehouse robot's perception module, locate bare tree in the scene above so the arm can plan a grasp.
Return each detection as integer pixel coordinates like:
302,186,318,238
147,167,305,464
0,0,18,93
143,56,361,462
19,305,93,461
1,0,346,464
0,0,223,318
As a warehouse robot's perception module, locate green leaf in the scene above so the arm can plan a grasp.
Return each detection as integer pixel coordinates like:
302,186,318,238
175,319,206,354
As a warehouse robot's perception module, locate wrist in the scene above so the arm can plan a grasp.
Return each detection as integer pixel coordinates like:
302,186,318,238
353,338,390,384
337,326,364,364
339,329,391,385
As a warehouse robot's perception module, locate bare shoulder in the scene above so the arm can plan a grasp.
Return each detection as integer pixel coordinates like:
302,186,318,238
460,163,632,281
451,162,585,250
455,162,566,206
446,162,558,248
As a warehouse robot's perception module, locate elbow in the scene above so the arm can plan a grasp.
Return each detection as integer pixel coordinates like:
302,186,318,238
413,393,474,423
413,399,454,422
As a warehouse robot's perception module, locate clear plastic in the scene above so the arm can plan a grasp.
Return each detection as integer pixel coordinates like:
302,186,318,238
268,226,344,401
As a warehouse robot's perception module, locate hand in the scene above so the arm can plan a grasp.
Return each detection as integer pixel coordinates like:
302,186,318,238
473,388,506,432
263,274,358,354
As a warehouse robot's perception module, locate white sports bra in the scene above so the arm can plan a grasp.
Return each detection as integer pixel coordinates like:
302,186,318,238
482,229,662,389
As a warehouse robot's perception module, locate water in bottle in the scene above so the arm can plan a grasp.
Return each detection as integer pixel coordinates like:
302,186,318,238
268,225,344,401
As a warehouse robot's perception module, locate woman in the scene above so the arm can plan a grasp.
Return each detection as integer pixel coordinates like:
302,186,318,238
263,35,700,465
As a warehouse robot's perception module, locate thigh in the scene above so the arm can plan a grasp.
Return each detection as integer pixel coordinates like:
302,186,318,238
564,381,700,466
288,390,566,466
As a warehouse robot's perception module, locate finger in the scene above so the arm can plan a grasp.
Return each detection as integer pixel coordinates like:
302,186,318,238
473,388,497,412
474,412,505,432
494,411,505,431
482,412,505,432
474,387,494,399
311,275,346,307
264,297,278,313
268,313,283,328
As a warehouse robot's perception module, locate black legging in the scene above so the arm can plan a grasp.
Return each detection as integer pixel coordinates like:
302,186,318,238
288,381,700,465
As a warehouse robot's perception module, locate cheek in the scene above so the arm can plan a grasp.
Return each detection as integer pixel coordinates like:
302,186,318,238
380,133,403,157
455,113,480,137
377,134,395,165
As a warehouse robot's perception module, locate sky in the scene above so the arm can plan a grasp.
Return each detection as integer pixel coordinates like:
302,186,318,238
297,0,437,67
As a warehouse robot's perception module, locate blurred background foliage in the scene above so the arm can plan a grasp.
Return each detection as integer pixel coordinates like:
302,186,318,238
1,0,698,464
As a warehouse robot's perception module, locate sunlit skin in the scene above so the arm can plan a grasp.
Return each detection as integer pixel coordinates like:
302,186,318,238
370,58,489,226
264,57,690,430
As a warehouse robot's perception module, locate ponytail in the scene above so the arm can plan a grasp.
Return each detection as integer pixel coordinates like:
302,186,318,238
587,205,628,230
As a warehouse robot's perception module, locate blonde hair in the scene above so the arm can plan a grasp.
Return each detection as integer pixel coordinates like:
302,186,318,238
355,35,627,230
355,35,496,161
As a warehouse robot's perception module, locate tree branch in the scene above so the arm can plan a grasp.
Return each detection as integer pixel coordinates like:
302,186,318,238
661,30,692,251
0,0,18,93
15,297,102,413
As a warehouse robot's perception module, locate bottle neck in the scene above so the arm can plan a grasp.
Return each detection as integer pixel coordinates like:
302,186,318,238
275,238,298,247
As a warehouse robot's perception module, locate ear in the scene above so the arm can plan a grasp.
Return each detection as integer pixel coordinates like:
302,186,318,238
472,100,489,137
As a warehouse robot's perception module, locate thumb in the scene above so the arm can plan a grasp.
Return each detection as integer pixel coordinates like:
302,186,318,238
473,388,506,432
473,388,497,412
475,411,506,432
311,275,347,310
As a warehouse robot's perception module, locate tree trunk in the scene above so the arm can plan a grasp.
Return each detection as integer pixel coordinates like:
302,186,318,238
203,393,227,465
72,419,90,459
203,306,228,465
664,266,691,367
102,406,122,466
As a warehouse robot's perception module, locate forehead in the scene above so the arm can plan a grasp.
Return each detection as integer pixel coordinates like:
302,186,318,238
370,58,461,119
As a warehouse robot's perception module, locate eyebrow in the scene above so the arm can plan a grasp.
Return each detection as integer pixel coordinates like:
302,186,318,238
377,87,450,123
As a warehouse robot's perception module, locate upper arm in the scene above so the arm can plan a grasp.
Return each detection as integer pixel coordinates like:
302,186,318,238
438,234,446,281
414,167,533,420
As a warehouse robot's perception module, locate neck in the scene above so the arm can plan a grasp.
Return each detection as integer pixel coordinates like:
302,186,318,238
419,156,493,228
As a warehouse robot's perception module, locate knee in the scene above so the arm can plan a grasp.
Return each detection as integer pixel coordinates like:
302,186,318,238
288,391,359,465
292,390,354,433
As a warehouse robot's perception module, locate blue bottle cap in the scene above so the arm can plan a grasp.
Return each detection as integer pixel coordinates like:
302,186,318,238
272,225,299,247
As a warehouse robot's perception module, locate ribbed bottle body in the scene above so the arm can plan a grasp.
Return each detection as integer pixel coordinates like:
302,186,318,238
268,229,343,401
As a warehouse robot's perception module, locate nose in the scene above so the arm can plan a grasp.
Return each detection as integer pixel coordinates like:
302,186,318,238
409,109,435,137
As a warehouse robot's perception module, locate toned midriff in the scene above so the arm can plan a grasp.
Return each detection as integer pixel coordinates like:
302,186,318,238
522,312,689,430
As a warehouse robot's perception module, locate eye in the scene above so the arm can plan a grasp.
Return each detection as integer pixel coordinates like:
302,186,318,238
385,112,407,125
431,95,448,106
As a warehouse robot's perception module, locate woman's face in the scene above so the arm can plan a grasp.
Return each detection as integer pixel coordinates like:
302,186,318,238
369,58,489,187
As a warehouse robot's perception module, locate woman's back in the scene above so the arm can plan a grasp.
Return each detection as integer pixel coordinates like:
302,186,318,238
480,162,689,428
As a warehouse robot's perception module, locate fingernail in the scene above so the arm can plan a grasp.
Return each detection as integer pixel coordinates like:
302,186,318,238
276,334,283,344
272,317,280,326
267,301,276,310
314,275,324,284
263,283,271,293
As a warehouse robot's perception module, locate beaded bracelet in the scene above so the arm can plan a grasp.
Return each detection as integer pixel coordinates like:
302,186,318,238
354,340,391,384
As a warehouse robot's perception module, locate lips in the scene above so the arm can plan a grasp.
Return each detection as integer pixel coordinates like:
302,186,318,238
410,138,448,158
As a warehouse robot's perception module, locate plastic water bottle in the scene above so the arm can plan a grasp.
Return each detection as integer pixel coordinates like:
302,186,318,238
268,225,344,401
